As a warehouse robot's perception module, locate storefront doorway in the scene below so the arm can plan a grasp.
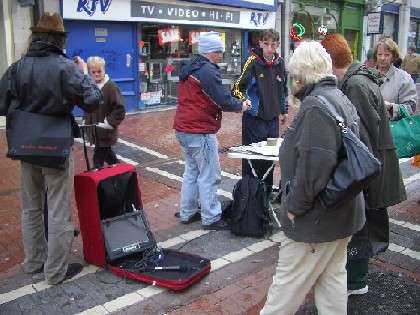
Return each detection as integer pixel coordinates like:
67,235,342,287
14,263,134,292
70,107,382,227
64,20,139,114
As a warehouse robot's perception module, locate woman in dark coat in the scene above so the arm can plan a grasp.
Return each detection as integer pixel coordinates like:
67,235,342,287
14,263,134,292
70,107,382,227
85,56,126,168
322,33,406,296
260,41,365,315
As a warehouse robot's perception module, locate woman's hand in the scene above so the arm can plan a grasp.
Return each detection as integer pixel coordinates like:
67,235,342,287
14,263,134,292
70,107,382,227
384,100,393,111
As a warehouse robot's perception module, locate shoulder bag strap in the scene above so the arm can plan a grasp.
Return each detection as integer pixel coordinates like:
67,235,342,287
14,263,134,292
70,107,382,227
313,95,345,126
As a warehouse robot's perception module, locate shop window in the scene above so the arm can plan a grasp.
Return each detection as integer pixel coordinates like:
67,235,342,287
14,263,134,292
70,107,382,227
138,24,242,106
344,30,359,59
408,19,419,53
290,4,338,43
383,14,397,41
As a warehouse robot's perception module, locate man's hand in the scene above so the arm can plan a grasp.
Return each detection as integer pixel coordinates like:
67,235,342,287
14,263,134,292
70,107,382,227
74,56,88,75
97,118,114,130
280,113,288,125
242,100,252,112
287,211,295,222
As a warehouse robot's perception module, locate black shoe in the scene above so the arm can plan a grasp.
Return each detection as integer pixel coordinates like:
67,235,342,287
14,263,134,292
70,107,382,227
221,200,233,220
62,263,83,283
175,212,201,224
26,264,44,275
203,219,230,230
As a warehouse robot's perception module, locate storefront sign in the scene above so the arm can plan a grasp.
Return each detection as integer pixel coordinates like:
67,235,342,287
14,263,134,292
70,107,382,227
63,0,276,29
132,2,240,24
76,0,112,16
367,12,383,35
158,27,180,45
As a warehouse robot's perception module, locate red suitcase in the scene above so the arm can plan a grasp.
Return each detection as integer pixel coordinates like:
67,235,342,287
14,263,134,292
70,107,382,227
74,126,211,291
74,162,142,267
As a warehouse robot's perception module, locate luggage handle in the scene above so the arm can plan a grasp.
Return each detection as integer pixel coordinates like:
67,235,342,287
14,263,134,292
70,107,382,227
79,124,98,171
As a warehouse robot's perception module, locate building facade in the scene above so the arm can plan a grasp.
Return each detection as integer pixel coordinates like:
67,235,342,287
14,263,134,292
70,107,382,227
289,0,365,59
381,1,420,54
62,0,281,112
364,0,419,61
0,0,284,113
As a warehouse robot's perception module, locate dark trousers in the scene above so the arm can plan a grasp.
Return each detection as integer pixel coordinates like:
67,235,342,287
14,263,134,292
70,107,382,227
346,258,369,290
347,207,389,290
242,114,279,187
94,146,118,169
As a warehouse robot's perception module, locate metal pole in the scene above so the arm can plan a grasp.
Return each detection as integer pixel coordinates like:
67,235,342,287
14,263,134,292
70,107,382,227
398,0,411,57
279,0,290,62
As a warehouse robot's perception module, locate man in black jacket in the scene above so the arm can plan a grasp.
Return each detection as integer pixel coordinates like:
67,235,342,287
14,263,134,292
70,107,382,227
0,13,102,285
233,29,287,192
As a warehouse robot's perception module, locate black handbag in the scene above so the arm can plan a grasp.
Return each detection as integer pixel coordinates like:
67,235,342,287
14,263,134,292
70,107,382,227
315,95,382,209
6,110,73,169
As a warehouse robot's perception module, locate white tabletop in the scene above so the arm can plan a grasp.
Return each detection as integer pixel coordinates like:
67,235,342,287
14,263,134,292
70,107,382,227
227,151,279,161
227,139,282,161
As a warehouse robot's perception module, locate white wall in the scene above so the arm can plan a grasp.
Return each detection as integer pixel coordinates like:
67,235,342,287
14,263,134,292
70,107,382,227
0,0,15,75
42,0,60,14
11,2,33,60
0,1,9,76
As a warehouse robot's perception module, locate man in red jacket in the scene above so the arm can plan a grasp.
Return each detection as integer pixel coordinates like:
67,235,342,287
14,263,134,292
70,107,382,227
173,32,251,230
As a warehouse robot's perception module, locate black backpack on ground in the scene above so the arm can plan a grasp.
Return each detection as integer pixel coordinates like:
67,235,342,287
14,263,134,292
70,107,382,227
230,174,271,237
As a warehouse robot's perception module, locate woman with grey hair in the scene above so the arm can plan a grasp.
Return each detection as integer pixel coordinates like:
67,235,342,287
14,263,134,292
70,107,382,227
260,41,365,314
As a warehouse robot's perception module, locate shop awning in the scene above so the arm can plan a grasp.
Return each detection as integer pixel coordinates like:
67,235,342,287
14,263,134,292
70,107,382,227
186,0,278,12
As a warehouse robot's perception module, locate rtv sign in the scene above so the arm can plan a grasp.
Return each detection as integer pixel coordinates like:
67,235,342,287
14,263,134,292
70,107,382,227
77,0,113,16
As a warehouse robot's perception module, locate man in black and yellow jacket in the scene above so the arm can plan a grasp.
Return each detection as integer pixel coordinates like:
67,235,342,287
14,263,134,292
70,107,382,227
232,29,288,191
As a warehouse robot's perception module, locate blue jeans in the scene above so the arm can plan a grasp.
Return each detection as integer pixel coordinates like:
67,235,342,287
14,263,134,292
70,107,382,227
176,131,221,225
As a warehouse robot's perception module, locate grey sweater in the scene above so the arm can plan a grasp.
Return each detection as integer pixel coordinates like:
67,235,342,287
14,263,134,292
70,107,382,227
380,65,417,119
278,77,365,243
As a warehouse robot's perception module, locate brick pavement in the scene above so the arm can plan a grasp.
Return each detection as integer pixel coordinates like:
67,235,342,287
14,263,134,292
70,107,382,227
2,102,419,314
0,106,296,313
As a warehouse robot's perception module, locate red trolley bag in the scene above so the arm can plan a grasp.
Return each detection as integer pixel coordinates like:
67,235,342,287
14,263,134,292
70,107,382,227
74,126,211,291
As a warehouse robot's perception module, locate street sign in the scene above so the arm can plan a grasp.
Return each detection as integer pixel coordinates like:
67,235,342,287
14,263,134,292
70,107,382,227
367,11,384,35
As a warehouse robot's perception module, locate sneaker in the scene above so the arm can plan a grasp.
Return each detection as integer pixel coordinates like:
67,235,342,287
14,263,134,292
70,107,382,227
175,212,201,224
203,219,230,231
348,285,368,296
